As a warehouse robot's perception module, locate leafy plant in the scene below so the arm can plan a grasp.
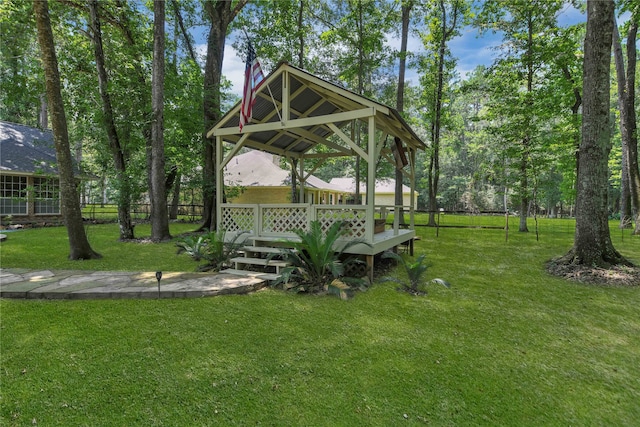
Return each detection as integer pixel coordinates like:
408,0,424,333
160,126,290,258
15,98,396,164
175,234,209,261
273,220,370,296
381,251,450,295
176,230,247,272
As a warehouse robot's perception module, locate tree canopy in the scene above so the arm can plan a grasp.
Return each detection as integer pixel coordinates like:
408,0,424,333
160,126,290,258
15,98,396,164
1,0,637,266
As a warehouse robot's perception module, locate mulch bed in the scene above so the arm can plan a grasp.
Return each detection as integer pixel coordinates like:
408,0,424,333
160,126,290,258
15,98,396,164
546,260,640,287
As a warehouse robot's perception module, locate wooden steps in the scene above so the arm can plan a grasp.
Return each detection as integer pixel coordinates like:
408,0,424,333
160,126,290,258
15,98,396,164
241,246,294,256
229,257,289,273
222,238,297,283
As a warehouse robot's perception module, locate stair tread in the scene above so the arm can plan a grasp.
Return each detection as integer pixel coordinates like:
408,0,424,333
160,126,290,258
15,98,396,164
230,257,290,267
249,236,301,245
241,246,294,254
220,269,281,281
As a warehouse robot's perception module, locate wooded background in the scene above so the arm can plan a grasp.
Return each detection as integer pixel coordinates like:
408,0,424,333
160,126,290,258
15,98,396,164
2,0,638,243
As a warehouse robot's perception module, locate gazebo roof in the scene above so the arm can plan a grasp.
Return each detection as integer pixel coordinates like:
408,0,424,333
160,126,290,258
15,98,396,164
208,62,425,160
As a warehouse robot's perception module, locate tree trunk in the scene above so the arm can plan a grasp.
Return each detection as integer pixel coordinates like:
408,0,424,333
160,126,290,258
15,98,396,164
623,21,640,235
613,22,634,229
561,0,631,267
199,0,247,231
169,171,181,220
33,0,101,260
620,136,632,227
297,0,305,68
395,1,411,225
149,0,171,242
88,0,135,240
288,0,306,202
428,0,458,227
291,159,299,203
518,12,535,233
39,93,47,129
558,60,582,215
518,153,529,232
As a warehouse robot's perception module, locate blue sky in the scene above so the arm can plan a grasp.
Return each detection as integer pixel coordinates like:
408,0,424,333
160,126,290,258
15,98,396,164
198,3,589,98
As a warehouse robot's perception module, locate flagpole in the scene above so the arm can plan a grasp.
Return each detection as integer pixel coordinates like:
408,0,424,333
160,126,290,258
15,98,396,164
242,29,283,124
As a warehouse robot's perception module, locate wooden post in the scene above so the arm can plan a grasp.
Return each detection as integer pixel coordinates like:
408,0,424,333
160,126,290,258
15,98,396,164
216,135,223,231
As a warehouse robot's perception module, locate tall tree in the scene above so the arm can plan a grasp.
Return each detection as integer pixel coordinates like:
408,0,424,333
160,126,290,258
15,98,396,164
200,0,249,231
87,0,136,240
149,0,171,241
421,0,466,226
166,0,203,219
613,13,640,234
394,0,412,224
478,0,565,232
33,0,101,260
547,24,584,216
560,0,631,267
318,0,395,200
236,0,319,202
236,0,314,69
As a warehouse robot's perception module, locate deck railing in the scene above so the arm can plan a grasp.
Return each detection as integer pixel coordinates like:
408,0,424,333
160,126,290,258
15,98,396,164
220,203,412,242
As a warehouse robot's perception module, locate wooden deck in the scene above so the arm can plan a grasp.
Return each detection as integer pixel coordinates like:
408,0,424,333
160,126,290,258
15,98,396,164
220,203,416,280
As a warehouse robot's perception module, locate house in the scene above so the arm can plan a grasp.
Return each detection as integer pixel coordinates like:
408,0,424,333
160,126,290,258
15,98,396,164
0,121,63,221
329,177,418,207
224,150,346,204
208,62,426,279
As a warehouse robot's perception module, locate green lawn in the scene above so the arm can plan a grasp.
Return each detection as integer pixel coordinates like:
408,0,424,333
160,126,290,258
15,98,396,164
1,218,639,425
0,222,199,272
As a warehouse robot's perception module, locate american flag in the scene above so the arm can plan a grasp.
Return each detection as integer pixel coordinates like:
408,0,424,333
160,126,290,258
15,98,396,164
239,42,265,132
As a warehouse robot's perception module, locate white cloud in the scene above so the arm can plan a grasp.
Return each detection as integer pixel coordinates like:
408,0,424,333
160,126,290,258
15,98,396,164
384,31,423,54
195,40,245,97
223,45,245,97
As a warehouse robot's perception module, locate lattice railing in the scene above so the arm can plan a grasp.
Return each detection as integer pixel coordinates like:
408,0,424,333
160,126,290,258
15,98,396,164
315,206,368,239
260,205,309,234
221,205,256,232
221,204,379,242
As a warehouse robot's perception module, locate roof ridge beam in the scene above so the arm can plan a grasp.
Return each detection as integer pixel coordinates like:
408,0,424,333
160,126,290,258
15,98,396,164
211,107,376,137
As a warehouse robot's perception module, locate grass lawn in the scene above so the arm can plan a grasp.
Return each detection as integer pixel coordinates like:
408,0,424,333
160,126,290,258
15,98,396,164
1,218,639,425
0,222,199,272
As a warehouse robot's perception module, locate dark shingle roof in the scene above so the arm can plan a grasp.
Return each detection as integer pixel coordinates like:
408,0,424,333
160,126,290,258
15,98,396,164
0,121,60,175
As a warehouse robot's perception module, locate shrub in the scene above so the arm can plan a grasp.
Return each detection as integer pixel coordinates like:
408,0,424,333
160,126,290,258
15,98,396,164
381,251,450,296
176,230,247,272
273,220,369,297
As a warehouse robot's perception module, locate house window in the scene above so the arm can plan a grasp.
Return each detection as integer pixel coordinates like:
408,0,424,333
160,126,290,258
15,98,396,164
0,175,28,215
34,177,60,215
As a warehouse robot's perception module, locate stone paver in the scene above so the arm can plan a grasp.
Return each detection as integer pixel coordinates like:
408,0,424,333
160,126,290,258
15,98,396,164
0,268,267,299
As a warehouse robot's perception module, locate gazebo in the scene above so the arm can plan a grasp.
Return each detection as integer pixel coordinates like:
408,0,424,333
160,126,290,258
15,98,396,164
207,62,426,279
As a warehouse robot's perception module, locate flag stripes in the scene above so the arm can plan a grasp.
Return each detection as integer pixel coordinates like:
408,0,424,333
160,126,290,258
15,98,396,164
239,42,265,132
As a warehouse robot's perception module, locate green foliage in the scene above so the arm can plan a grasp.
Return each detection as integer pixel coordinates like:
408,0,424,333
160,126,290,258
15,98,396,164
381,251,450,295
175,234,209,261
274,220,369,295
0,0,42,126
176,229,247,272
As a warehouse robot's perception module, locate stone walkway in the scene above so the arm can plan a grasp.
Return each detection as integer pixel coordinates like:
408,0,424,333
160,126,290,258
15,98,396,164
0,268,267,300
